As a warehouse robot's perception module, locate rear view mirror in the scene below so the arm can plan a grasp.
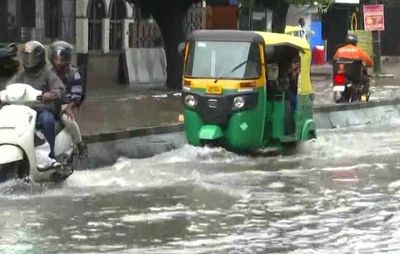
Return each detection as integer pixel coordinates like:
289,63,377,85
178,42,185,56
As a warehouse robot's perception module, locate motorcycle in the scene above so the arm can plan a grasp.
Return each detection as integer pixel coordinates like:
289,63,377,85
0,83,76,183
332,59,370,103
0,43,19,77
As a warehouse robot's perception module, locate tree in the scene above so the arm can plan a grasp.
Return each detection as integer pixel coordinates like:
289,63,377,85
127,0,201,90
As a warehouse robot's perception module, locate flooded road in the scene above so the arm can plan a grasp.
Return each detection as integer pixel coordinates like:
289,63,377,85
2,123,400,253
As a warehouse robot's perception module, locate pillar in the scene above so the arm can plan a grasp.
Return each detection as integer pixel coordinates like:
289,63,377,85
102,18,110,53
123,19,133,49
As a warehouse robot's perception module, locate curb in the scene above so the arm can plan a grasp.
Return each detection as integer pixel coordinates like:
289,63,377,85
315,98,400,113
83,123,184,144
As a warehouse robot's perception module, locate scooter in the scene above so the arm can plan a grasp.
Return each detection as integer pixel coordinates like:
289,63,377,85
332,59,369,103
0,43,19,77
0,83,76,183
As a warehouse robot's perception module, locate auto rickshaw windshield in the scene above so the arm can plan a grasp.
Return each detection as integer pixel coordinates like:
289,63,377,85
185,41,261,79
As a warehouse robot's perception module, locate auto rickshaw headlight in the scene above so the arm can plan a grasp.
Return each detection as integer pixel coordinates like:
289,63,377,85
184,94,197,109
233,96,245,110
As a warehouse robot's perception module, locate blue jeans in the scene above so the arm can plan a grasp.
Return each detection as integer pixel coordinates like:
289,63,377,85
37,109,56,158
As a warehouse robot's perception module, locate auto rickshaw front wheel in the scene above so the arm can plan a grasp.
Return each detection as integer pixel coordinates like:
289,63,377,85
200,139,221,148
307,130,317,140
281,141,298,155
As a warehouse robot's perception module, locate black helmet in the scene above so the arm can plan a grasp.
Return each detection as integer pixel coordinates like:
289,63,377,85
298,18,305,27
22,40,46,70
49,40,73,64
346,34,358,46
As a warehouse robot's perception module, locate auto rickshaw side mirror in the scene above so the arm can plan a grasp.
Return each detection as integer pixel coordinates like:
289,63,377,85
178,42,185,57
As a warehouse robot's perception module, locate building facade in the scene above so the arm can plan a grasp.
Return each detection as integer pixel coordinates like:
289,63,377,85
0,0,204,52
0,0,75,44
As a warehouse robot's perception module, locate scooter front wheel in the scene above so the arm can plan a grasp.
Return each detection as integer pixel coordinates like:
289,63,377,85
0,161,22,182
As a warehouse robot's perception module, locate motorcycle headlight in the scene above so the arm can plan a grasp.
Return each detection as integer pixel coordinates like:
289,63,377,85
233,96,245,110
184,94,197,109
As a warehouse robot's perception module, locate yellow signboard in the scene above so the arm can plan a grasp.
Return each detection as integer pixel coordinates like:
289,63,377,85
350,30,373,59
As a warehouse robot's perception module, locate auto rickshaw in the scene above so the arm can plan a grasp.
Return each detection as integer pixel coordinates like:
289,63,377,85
284,25,302,38
181,30,316,152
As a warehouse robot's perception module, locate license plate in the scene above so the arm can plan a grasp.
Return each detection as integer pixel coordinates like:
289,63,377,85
333,86,345,92
206,85,222,95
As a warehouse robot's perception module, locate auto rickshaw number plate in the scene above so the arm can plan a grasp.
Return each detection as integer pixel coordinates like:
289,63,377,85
206,85,222,95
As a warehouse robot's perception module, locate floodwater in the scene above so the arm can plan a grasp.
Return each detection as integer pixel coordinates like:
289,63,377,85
2,122,400,253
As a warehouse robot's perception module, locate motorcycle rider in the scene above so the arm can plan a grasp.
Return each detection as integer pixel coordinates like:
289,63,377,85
333,34,373,97
48,41,88,158
8,40,65,159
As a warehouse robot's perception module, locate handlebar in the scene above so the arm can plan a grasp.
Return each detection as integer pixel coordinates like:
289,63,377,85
0,83,44,104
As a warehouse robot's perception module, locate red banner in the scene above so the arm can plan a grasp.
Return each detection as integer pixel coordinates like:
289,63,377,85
363,4,385,31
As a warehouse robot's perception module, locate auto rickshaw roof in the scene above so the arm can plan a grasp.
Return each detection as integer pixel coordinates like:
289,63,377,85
188,30,265,44
284,25,301,34
188,30,310,51
255,32,313,96
255,31,310,51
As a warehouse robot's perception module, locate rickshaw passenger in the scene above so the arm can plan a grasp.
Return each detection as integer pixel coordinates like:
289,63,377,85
266,62,280,100
265,45,299,105
266,45,299,135
287,56,301,110
265,46,284,100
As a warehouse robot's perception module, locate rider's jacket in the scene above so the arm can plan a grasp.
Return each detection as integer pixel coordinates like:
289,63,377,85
54,66,83,106
333,44,373,67
8,65,65,113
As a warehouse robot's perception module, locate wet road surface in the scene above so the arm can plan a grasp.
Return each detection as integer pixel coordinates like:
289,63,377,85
2,122,400,253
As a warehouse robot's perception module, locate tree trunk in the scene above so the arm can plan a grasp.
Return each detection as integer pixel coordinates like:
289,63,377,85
271,0,289,33
151,8,186,90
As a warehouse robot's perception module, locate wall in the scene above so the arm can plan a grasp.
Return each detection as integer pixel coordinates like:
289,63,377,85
123,47,167,85
85,53,120,88
381,5,400,56
286,5,315,27
206,5,237,29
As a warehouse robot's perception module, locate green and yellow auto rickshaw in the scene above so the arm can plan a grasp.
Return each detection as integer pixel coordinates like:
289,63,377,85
181,30,316,152
284,25,302,38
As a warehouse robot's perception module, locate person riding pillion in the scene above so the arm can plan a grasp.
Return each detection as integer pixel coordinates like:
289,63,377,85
8,40,65,159
333,34,373,96
48,40,88,158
